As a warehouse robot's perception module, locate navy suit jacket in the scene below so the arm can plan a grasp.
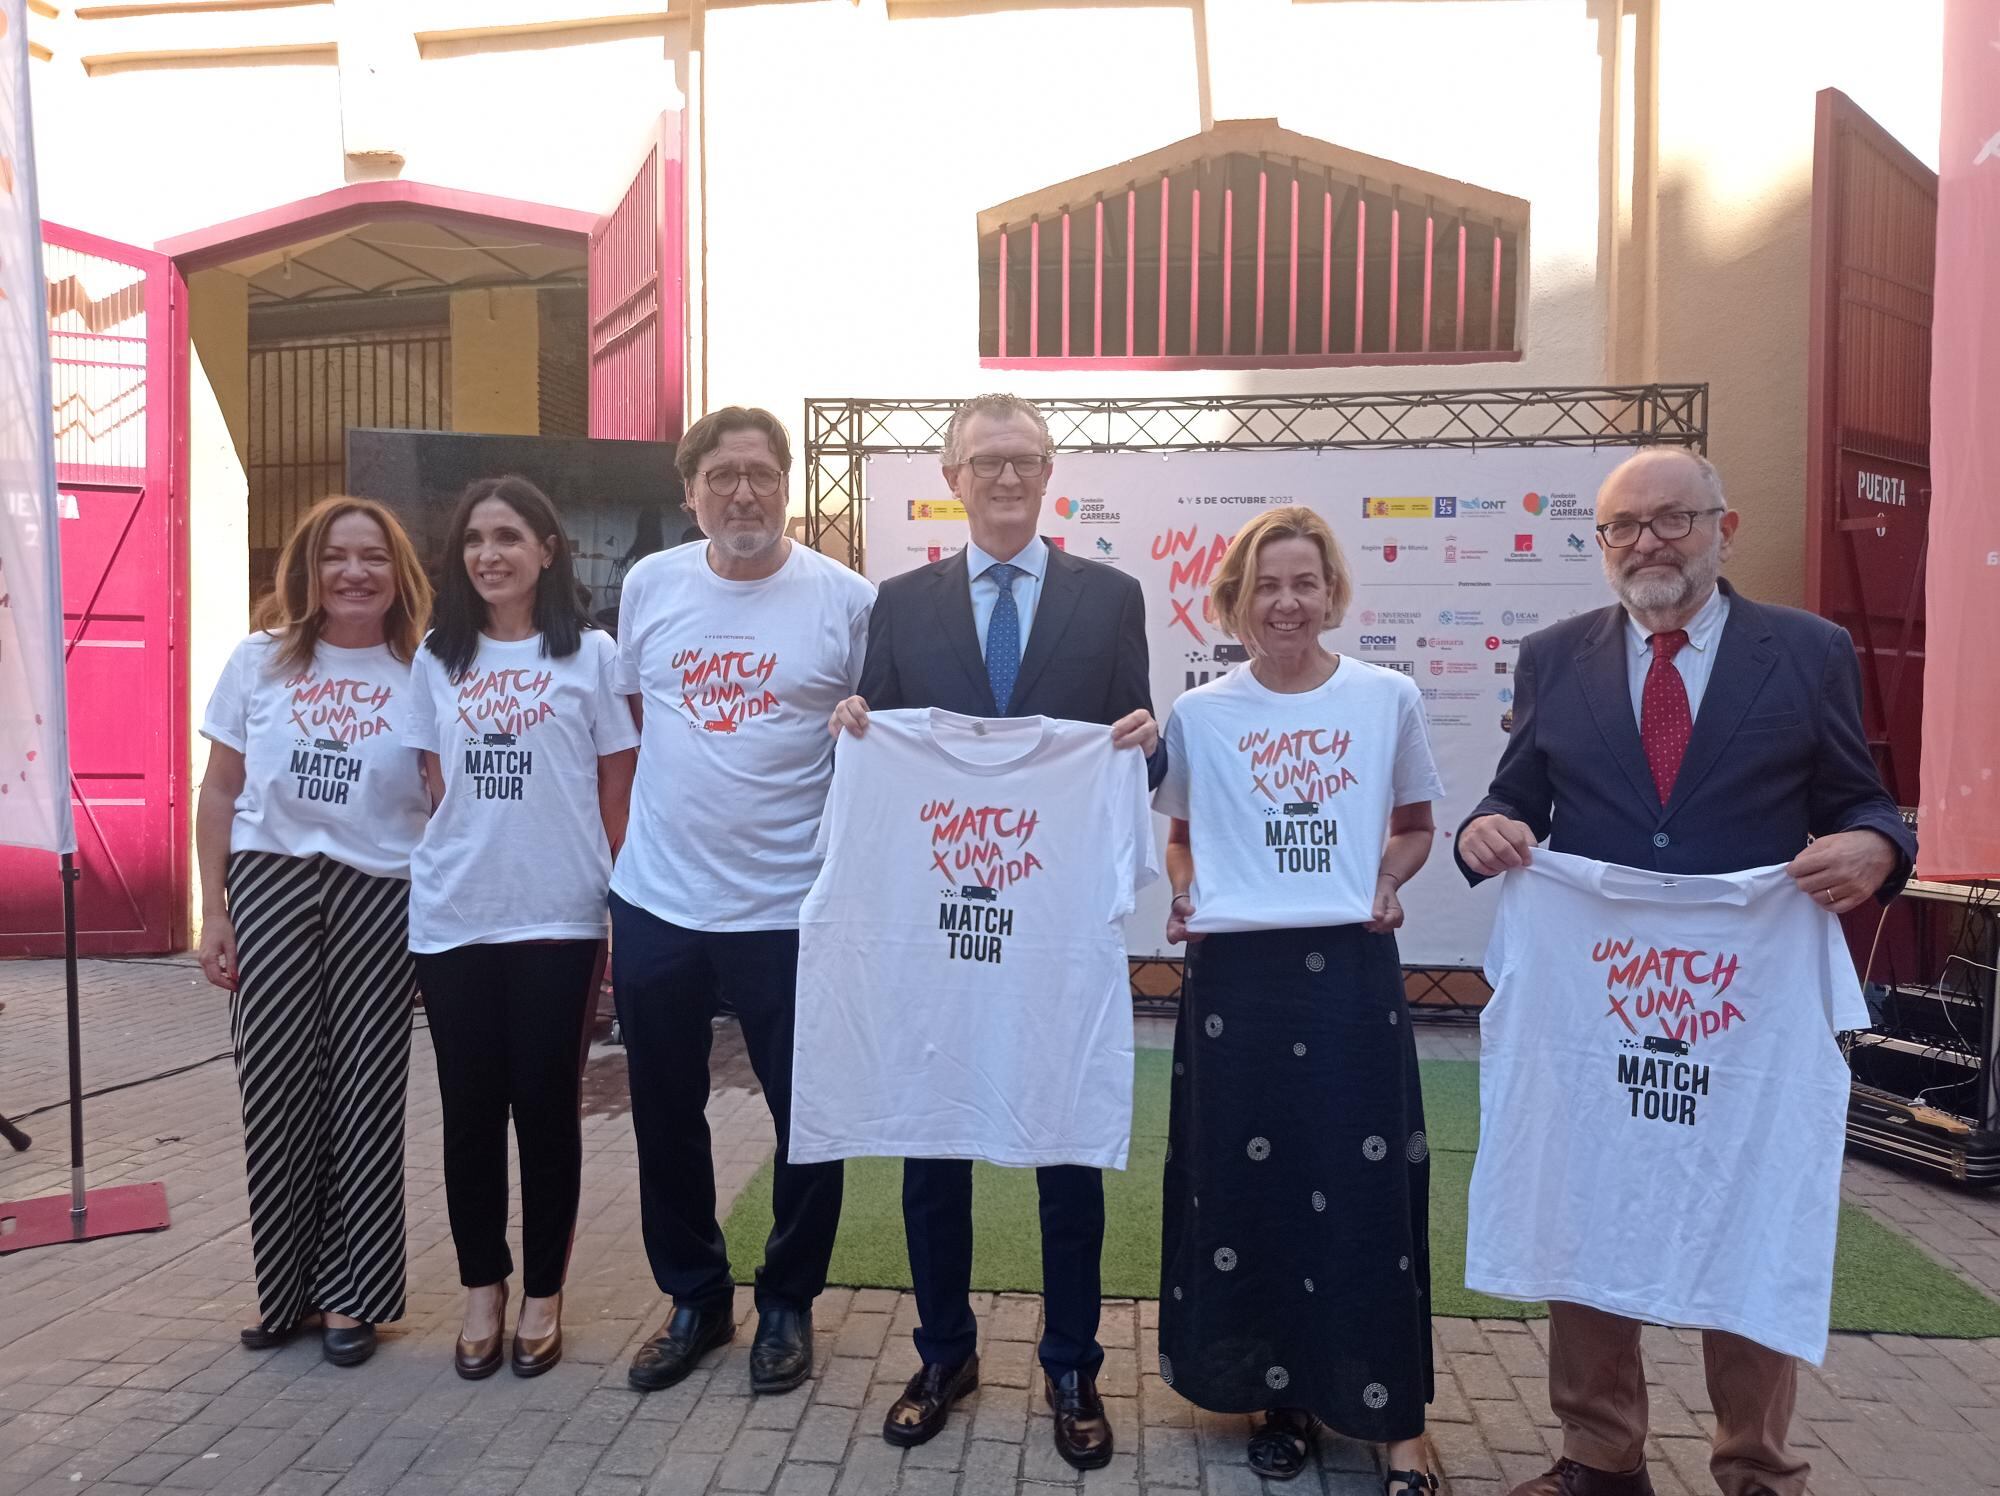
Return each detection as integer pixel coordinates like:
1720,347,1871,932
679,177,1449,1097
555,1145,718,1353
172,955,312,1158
858,541,1166,787
1455,579,1914,894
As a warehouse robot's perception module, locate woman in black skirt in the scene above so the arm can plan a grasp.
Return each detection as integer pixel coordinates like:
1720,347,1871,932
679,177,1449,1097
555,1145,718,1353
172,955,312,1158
1153,505,1443,1490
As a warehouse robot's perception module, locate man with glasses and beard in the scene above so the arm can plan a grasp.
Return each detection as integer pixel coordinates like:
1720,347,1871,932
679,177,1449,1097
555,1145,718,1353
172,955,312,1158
611,407,875,1398
1455,447,1913,1496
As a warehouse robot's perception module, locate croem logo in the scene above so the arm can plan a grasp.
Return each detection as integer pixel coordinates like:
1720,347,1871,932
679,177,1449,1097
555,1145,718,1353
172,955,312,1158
1356,634,1398,650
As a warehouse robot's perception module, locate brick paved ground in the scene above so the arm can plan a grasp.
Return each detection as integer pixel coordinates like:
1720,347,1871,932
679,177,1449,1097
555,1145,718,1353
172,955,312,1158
4,960,2000,1495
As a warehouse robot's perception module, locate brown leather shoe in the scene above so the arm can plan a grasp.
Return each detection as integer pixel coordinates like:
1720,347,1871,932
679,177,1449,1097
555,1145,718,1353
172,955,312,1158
455,1288,507,1381
1508,1458,1656,1496
1044,1369,1113,1471
511,1292,563,1378
882,1355,979,1447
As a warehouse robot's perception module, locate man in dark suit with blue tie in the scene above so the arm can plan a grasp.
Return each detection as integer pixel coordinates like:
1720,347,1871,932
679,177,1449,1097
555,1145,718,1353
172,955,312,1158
828,393,1163,1471
1456,447,1914,1496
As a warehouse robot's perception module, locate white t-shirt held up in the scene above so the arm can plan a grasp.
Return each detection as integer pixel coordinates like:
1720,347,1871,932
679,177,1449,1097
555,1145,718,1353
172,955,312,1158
1466,850,1867,1363
790,709,1159,1170
200,632,430,879
401,630,639,953
611,541,876,932
1153,659,1445,931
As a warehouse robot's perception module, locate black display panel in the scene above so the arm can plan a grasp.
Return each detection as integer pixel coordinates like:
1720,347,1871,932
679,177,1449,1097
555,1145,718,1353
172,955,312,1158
344,428,695,632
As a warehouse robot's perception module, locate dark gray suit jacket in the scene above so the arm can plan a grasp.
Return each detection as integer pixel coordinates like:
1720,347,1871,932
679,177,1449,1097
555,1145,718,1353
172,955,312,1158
858,542,1166,786
1455,579,1914,895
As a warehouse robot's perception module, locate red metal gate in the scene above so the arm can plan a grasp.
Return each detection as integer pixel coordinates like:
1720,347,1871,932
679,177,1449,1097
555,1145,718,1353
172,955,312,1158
0,224,186,956
588,114,685,442
1805,88,1935,810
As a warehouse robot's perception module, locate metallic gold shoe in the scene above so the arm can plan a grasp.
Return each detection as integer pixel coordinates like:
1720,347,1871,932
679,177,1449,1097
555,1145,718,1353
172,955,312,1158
455,1286,508,1381
512,1292,563,1378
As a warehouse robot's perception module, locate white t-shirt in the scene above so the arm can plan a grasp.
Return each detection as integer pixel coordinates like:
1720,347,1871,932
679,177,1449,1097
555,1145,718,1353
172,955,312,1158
200,632,430,879
611,541,876,931
1153,659,1445,931
401,630,639,953
1466,850,1867,1363
790,709,1159,1169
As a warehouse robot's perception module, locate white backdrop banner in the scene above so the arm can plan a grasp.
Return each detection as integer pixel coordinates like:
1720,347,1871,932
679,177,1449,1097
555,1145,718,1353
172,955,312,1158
863,446,1633,965
0,0,74,856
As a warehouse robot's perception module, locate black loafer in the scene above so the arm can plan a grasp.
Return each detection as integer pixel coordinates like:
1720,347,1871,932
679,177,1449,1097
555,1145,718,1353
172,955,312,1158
1045,1368,1113,1470
882,1354,979,1448
748,1306,814,1395
322,1324,376,1367
628,1303,734,1392
239,1321,295,1350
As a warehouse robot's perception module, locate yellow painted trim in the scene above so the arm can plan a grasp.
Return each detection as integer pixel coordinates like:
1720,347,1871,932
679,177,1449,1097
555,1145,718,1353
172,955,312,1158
82,41,335,72
75,0,326,18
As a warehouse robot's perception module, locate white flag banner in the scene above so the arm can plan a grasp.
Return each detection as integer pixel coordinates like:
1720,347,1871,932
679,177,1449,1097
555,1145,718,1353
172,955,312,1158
0,0,74,856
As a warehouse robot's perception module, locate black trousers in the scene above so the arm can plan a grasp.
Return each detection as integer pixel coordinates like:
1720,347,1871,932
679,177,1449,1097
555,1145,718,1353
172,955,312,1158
414,940,599,1299
903,1158,1105,1378
610,895,842,1313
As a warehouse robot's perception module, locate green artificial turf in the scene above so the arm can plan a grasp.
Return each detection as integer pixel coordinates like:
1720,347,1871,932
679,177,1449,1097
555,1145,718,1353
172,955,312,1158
724,1054,2000,1337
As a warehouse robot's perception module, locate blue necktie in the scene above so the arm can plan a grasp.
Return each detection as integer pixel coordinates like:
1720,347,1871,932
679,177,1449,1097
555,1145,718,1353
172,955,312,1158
984,563,1021,713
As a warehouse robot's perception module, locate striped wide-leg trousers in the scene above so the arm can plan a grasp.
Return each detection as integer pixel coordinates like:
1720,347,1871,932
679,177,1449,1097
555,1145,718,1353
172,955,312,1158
227,850,416,1329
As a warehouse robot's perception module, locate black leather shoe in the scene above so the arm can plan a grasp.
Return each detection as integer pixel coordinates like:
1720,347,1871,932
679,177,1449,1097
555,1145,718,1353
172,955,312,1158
883,1355,979,1448
748,1306,814,1395
628,1303,735,1391
239,1321,295,1350
321,1324,376,1367
1044,1368,1113,1470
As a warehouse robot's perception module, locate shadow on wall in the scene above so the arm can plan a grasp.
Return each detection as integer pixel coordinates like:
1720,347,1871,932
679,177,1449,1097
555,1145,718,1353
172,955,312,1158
1652,163,1816,609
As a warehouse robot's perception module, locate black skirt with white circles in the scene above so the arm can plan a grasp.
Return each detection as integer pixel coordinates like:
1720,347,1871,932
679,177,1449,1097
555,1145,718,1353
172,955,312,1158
1157,923,1433,1442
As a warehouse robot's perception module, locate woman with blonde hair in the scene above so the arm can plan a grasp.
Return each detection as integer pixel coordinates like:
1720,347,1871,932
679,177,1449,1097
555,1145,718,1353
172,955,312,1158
195,495,432,1366
1153,506,1443,1491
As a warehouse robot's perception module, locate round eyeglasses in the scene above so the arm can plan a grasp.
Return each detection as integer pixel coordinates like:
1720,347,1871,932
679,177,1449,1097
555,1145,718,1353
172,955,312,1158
701,465,783,498
1594,507,1724,548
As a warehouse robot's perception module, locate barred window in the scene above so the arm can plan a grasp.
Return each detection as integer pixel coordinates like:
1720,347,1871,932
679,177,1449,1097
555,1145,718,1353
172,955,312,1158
977,122,1527,369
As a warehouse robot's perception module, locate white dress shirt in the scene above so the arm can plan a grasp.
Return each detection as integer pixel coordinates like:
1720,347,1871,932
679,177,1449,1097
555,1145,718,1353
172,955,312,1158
965,535,1050,658
1624,583,1729,724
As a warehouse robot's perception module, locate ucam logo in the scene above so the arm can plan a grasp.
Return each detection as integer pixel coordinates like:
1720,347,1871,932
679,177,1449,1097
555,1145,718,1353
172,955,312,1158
1501,610,1540,628
1356,634,1398,649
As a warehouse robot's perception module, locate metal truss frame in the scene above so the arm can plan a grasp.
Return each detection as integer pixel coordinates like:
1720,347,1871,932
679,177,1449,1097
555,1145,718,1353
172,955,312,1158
804,383,1710,1016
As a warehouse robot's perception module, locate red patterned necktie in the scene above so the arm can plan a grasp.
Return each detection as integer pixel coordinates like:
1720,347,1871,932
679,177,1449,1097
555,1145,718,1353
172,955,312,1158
1641,629,1692,804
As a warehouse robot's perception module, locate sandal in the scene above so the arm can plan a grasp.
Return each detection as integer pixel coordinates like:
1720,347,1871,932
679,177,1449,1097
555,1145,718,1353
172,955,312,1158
1247,1408,1316,1481
1385,1467,1440,1496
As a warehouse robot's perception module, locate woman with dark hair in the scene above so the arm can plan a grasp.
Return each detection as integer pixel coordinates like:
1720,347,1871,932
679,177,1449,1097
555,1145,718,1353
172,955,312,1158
195,495,434,1367
402,475,639,1379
